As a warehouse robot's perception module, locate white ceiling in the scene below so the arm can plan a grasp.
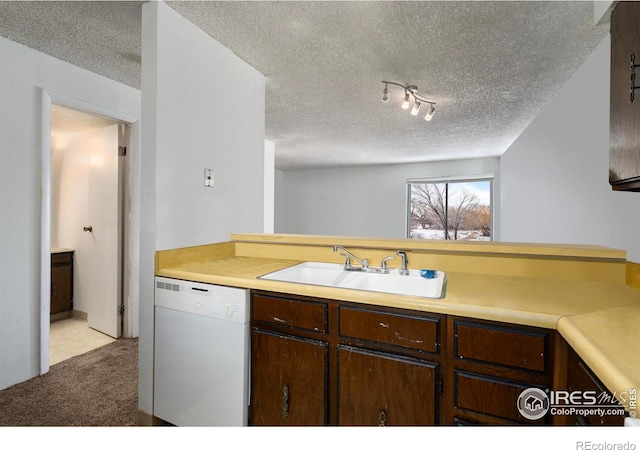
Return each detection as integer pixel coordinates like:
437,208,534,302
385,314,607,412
0,1,609,170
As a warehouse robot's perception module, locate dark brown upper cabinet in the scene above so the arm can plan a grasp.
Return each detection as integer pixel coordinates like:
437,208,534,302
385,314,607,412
610,1,640,191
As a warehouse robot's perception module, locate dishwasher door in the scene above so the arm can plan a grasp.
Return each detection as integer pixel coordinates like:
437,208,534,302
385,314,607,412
153,277,250,426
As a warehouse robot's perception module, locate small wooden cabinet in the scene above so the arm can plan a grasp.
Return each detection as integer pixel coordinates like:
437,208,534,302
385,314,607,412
250,293,330,425
610,1,640,191
337,305,442,426
250,291,444,426
251,329,328,425
51,251,73,316
446,317,557,425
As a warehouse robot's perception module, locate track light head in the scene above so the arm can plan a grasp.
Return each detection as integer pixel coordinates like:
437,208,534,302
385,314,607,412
411,101,421,116
401,91,410,109
425,105,435,121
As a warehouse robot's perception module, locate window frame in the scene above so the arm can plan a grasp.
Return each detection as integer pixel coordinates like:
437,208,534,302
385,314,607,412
405,175,494,241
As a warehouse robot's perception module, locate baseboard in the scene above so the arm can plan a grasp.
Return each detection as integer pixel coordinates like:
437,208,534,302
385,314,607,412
71,309,88,321
50,311,71,322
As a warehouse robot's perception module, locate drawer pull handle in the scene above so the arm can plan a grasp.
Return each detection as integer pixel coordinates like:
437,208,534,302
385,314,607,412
282,385,289,419
379,410,387,427
631,53,640,102
191,287,209,292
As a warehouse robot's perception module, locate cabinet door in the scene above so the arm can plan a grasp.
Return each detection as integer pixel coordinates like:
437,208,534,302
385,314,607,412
251,329,328,426
610,1,640,191
567,348,626,426
338,345,439,426
51,254,73,315
51,265,72,314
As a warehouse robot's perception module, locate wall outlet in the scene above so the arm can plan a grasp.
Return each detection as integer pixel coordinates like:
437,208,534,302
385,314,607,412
204,168,214,187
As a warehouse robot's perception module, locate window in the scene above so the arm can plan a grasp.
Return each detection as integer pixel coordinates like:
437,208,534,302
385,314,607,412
407,177,493,241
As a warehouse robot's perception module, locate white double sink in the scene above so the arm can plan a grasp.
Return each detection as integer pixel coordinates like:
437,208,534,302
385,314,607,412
259,261,447,299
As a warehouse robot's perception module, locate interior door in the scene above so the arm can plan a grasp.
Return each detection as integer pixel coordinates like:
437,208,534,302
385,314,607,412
86,123,122,338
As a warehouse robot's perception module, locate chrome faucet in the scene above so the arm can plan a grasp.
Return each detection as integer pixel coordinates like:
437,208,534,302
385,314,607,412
397,250,410,276
333,246,369,271
380,256,394,274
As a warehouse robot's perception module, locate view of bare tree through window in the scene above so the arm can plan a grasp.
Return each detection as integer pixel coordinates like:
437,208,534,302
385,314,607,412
408,179,492,241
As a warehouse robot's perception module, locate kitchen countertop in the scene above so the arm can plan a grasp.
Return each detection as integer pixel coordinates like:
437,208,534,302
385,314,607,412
51,247,74,254
558,303,640,410
157,256,640,329
156,236,640,411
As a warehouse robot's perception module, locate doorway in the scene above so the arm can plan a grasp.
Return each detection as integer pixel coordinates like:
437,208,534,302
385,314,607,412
40,89,138,375
50,105,126,340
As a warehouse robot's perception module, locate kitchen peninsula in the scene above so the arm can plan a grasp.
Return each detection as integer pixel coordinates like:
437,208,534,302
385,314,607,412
155,233,640,425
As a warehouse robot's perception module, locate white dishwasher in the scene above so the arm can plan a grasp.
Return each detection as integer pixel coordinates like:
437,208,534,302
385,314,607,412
153,276,250,426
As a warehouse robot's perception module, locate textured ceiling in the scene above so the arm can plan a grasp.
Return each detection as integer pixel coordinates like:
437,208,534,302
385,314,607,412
0,1,609,170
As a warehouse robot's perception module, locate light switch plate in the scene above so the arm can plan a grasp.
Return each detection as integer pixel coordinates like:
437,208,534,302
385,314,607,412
204,168,214,187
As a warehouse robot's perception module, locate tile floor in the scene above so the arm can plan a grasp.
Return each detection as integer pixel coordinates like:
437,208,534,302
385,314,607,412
49,318,116,365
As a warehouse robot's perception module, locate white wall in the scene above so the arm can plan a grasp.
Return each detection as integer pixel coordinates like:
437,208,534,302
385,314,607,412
277,158,500,239
152,3,265,250
0,36,140,391
264,140,275,233
501,35,640,262
139,1,266,414
275,169,285,232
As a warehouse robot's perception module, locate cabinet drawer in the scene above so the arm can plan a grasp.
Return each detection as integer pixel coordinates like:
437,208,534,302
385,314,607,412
339,306,440,353
52,252,72,265
454,320,547,372
454,371,547,424
252,293,327,333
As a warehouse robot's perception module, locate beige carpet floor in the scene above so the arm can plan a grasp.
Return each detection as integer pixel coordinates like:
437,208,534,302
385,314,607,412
0,338,137,426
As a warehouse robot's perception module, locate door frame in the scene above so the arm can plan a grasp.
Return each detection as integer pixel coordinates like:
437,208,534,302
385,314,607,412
40,88,140,375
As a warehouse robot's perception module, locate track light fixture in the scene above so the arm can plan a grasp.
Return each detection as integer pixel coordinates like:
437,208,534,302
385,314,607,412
382,81,436,122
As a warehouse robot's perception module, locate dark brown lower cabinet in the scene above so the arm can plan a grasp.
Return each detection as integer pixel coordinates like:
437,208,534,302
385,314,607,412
566,345,627,426
338,346,438,425
250,329,328,426
51,251,73,315
447,316,557,425
250,291,443,426
249,291,626,426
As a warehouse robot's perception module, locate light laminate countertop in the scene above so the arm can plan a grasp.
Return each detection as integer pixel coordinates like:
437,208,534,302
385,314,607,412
51,247,74,254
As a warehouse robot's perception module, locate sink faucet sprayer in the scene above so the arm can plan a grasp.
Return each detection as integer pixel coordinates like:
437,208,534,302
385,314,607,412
397,250,410,276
